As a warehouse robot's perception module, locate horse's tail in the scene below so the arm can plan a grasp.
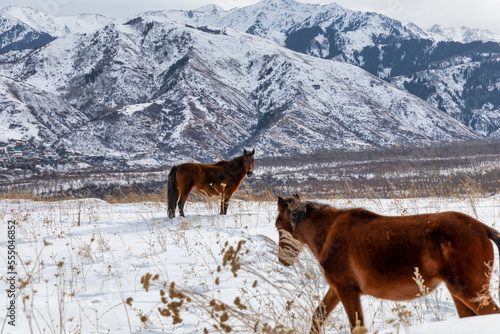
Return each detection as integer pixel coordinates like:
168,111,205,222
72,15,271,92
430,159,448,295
168,165,180,219
486,226,500,296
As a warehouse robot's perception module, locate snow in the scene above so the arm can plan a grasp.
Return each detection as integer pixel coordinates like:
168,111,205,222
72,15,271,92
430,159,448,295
127,158,163,167
427,24,500,43
0,125,22,142
2,196,500,333
76,162,93,169
119,103,153,116
0,75,89,143
0,1,493,160
408,314,500,334
1,6,113,36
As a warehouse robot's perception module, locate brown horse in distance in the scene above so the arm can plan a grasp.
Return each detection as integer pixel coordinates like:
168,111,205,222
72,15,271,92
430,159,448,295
275,195,500,333
167,149,255,218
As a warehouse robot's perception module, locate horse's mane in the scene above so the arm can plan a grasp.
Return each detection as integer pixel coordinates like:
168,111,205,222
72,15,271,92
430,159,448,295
346,207,380,219
308,201,332,211
306,202,380,221
213,154,244,166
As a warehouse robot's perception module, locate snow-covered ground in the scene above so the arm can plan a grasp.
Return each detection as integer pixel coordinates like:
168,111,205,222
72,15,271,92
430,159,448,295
1,196,500,333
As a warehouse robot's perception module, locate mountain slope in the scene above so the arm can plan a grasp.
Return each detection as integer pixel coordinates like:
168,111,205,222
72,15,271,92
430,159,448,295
428,24,500,43
0,19,481,162
141,0,431,56
1,6,112,36
1,2,499,150
138,0,500,139
0,13,54,53
391,55,500,138
0,75,89,144
0,6,112,56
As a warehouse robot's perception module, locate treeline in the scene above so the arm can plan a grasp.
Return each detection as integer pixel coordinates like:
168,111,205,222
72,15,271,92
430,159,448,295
249,140,500,198
353,39,500,78
463,60,500,113
2,140,500,201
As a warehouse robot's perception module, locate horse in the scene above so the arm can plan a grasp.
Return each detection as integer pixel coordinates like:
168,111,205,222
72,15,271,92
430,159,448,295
275,194,500,333
167,149,255,218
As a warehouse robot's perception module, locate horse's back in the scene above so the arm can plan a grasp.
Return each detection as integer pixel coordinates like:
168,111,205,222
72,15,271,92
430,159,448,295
176,163,208,187
326,209,495,300
177,162,223,177
344,208,485,233
177,162,201,178
329,209,489,261
175,162,228,195
343,209,492,255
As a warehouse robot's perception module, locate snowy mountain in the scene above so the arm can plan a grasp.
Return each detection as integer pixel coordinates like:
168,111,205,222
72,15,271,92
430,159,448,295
391,54,500,138
0,11,54,53
131,0,500,140
141,0,433,58
1,6,112,36
428,24,500,44
0,75,88,144
2,1,500,166
0,17,481,162
139,0,500,58
0,5,112,55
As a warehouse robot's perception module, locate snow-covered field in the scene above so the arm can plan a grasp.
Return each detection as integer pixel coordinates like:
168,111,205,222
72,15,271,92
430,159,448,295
2,196,500,333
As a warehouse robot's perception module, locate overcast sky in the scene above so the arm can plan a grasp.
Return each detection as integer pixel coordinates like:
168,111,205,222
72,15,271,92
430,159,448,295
2,0,500,34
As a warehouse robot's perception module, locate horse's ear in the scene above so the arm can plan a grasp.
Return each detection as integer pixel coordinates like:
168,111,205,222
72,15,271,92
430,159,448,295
243,149,249,156
251,149,255,156
292,193,301,201
277,197,286,211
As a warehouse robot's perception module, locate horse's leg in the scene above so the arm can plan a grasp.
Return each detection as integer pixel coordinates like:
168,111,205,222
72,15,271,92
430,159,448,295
178,194,187,217
220,187,231,215
443,245,500,316
451,296,477,317
447,285,500,316
167,166,180,219
449,290,499,316
178,187,192,217
444,269,500,316
310,287,340,334
220,198,228,215
168,190,180,219
220,196,229,215
336,287,364,331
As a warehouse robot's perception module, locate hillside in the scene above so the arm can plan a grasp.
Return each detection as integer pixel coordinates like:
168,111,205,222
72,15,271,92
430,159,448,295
144,0,500,139
0,16,481,165
0,0,498,173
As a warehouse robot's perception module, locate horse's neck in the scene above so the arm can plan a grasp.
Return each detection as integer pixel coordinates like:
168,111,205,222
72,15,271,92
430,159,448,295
228,156,246,179
295,208,340,261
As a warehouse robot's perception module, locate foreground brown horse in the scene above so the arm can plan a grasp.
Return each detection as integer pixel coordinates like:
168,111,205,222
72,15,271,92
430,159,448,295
276,195,500,333
167,149,255,218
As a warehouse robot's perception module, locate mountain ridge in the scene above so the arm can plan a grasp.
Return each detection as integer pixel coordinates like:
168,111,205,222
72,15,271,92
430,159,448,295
0,1,496,167
0,19,482,163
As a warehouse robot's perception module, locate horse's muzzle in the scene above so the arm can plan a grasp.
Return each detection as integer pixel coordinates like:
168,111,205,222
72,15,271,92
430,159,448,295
278,253,294,267
278,244,302,266
247,170,253,177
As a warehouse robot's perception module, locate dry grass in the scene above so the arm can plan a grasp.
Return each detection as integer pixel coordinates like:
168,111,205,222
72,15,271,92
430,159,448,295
137,237,325,333
3,180,499,333
3,140,500,202
103,188,167,204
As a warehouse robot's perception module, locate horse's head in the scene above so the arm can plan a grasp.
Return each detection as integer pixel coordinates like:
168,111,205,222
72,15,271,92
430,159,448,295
243,149,255,177
276,194,307,266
